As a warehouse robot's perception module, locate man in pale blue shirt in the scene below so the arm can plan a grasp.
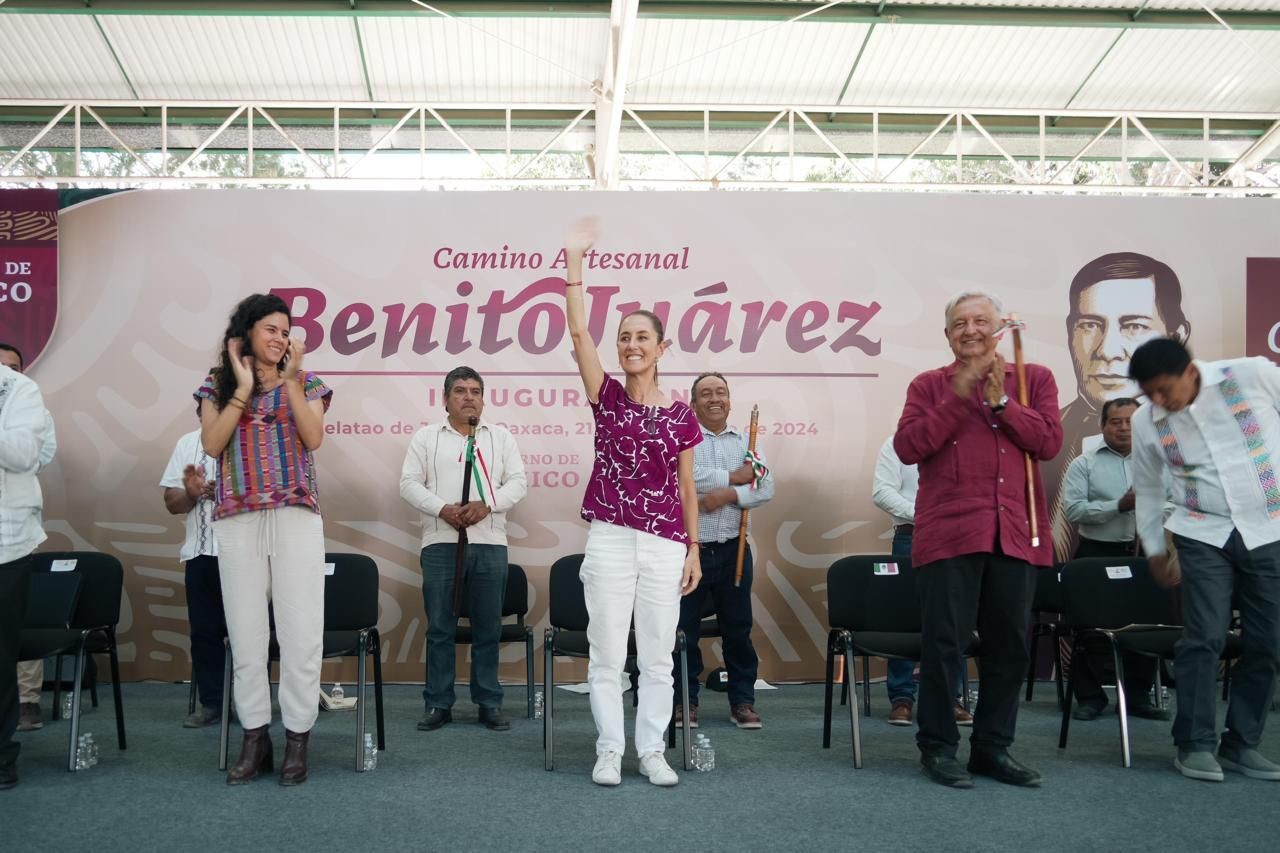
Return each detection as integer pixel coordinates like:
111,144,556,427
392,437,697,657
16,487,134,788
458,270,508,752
1062,397,1169,721
1130,338,1280,784
672,373,773,729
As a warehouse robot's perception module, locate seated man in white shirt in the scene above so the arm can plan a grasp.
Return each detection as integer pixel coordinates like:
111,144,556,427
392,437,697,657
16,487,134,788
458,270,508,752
400,367,528,733
0,358,49,790
1,344,56,735
1062,397,1169,721
1130,338,1280,784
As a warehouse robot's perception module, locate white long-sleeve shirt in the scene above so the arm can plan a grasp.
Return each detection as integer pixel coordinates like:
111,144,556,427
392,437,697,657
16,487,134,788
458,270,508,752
692,422,775,543
872,436,917,526
1132,357,1280,556
0,365,49,563
400,420,528,549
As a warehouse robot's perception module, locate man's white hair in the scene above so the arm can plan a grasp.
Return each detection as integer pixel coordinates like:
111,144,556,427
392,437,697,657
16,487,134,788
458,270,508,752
944,291,1003,326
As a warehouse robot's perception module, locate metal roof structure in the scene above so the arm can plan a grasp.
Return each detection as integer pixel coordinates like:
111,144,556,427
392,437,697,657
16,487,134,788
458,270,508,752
0,0,1278,192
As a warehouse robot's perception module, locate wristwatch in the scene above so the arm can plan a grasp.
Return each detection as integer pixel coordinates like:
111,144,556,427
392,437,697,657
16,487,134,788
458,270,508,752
991,394,1009,413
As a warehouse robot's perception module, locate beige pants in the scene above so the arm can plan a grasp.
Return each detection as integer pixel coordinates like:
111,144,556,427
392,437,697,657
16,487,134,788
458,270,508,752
213,506,325,733
16,659,41,705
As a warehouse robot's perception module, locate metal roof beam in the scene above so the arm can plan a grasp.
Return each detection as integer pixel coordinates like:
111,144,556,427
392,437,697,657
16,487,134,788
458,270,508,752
4,1,1280,31
594,0,639,187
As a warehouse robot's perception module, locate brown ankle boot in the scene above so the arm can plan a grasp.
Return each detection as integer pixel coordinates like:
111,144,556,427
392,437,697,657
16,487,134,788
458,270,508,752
279,729,310,786
226,725,273,785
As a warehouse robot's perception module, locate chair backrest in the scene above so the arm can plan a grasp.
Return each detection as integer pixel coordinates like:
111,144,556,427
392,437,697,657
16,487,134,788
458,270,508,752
322,552,380,631
1032,565,1064,614
31,551,123,631
548,554,588,632
24,571,83,630
457,563,530,620
1059,557,1180,631
826,555,920,633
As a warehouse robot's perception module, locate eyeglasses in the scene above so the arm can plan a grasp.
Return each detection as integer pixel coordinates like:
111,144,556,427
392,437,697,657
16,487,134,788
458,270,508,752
644,405,658,436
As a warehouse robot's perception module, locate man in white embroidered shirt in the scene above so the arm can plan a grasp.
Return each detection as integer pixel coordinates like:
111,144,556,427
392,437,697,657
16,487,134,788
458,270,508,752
1130,338,1280,784
0,359,49,790
400,367,527,734
671,373,773,730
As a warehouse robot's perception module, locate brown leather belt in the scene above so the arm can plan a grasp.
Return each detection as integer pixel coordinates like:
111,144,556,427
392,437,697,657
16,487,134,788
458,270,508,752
894,524,915,534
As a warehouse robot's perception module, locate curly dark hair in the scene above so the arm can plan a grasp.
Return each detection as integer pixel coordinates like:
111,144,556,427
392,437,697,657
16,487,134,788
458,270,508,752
209,293,292,410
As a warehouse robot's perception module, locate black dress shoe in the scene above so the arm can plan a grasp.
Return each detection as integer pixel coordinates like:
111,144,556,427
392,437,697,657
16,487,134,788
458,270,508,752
0,762,17,790
417,708,453,731
478,707,511,731
921,752,974,788
1129,702,1172,721
1072,703,1106,721
967,749,1042,787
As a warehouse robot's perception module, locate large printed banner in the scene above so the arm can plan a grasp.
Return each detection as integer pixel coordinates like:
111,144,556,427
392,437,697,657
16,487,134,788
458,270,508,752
25,191,1279,684
0,189,58,368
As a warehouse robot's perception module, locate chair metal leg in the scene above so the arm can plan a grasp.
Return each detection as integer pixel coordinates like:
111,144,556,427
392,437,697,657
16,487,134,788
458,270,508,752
543,629,554,771
1111,639,1131,768
108,637,127,750
88,655,100,708
356,634,368,773
218,643,232,771
53,654,64,721
679,637,692,771
842,637,862,769
1053,629,1067,712
839,656,848,707
1058,637,1081,750
822,635,836,749
1154,660,1165,712
188,668,198,715
67,647,86,772
962,663,972,712
525,628,535,719
1025,621,1040,702
862,655,872,719
372,631,385,751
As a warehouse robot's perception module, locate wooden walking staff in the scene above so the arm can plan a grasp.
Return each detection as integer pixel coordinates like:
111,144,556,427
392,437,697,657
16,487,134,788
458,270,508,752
1008,315,1040,548
734,405,761,587
452,415,479,614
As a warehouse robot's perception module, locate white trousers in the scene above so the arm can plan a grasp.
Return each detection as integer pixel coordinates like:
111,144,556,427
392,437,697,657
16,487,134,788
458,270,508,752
580,520,685,756
214,506,325,733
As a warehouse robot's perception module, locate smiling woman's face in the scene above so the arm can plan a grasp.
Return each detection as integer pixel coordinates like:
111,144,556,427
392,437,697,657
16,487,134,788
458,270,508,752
1069,277,1168,409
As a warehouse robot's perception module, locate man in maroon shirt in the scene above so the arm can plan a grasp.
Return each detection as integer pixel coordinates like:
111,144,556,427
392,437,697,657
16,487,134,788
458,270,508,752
895,291,1062,789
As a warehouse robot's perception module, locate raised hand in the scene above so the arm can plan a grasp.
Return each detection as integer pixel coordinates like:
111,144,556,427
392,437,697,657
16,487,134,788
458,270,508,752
984,352,1007,408
282,336,305,382
227,338,255,393
181,464,207,501
565,216,599,257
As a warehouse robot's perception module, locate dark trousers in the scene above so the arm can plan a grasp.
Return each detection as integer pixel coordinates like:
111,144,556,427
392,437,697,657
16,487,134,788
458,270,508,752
673,539,758,708
421,543,508,711
1070,537,1155,709
0,554,32,768
185,555,227,710
1172,531,1280,752
916,552,1036,757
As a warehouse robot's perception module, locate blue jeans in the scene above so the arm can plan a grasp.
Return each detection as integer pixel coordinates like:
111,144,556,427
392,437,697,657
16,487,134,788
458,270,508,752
1172,531,1280,752
887,530,919,702
673,539,759,707
420,543,507,710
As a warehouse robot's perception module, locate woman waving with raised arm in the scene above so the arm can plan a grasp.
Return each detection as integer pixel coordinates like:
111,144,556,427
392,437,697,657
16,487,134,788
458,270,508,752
563,217,703,788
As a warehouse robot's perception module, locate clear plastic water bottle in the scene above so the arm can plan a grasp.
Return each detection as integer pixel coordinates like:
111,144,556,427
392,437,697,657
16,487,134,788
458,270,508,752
693,733,715,772
62,692,74,720
363,732,377,771
331,683,344,702
75,733,97,770
87,733,98,767
533,689,544,720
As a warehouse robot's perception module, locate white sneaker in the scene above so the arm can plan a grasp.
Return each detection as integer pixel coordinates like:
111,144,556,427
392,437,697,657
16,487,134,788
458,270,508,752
592,751,622,786
638,751,679,787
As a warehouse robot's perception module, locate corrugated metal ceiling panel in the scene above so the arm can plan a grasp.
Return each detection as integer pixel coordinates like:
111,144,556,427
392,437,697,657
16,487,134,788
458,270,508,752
842,24,1118,108
99,15,367,100
0,15,133,99
628,19,871,104
1073,29,1280,110
360,16,605,103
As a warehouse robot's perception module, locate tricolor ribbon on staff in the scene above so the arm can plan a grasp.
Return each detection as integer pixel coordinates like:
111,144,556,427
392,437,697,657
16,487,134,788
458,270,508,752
743,449,769,490
458,438,496,506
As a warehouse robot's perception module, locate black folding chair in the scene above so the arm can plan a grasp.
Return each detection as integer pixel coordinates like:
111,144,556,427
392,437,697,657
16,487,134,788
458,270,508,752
450,563,536,719
1025,565,1066,709
219,553,385,773
18,571,83,731
26,552,127,772
542,554,693,772
1057,556,1182,767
